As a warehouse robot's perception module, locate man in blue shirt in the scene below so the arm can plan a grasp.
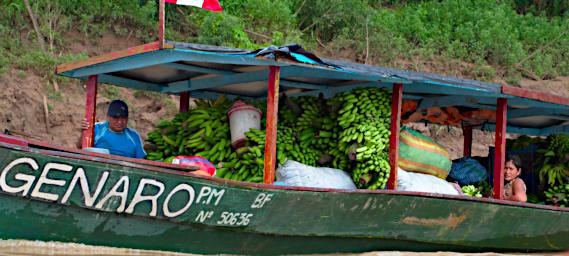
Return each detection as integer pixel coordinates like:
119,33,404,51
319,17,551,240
81,100,146,158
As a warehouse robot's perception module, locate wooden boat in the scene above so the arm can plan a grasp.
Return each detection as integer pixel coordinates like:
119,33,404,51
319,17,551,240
2,26,569,254
1,136,568,254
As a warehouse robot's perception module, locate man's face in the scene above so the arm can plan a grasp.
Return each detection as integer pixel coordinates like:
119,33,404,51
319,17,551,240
107,116,128,132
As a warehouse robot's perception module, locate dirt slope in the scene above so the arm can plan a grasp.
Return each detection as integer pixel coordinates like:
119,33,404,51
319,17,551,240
0,33,178,148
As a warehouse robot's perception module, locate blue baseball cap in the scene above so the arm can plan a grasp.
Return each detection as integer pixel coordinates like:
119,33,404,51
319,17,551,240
107,100,129,118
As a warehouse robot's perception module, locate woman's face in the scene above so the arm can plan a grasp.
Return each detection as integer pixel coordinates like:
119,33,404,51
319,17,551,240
504,160,521,182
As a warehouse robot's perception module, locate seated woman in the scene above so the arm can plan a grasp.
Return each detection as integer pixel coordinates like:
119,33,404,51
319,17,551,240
503,155,527,202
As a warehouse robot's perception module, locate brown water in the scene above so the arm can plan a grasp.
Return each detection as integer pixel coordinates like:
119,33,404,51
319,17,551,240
0,240,557,256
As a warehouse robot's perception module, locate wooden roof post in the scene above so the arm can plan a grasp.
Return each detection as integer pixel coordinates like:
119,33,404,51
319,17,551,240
387,83,403,190
493,98,508,199
158,0,165,49
463,125,473,157
179,92,190,113
263,66,280,184
81,75,98,149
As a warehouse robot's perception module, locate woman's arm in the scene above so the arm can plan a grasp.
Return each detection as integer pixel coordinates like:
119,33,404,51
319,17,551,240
509,179,527,202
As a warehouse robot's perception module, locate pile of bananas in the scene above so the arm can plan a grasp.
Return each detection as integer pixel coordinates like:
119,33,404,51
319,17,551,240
545,184,568,208
461,185,483,197
276,96,341,168
145,88,393,188
145,97,233,164
335,88,392,189
215,128,266,182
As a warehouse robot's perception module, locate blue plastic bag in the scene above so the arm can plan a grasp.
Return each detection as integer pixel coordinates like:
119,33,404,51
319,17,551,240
450,157,488,185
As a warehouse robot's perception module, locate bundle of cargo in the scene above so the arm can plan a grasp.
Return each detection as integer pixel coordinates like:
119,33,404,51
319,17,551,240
398,126,452,179
143,87,395,188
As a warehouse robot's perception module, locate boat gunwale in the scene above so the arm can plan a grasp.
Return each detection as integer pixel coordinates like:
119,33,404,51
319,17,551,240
1,137,567,214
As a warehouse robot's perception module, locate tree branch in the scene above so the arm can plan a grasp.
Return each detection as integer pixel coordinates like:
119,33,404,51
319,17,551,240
23,0,46,52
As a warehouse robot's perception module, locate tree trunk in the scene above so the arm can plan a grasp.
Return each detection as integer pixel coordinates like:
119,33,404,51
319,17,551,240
23,0,46,52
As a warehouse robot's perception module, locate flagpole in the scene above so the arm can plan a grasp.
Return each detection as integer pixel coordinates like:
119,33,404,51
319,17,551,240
158,0,165,49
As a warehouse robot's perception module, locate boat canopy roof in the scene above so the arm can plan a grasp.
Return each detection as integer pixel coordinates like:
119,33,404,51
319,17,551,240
56,41,569,136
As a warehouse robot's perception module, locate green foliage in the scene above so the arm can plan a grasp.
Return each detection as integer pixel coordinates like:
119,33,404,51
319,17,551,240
99,84,121,100
0,0,568,84
197,13,256,49
16,50,86,78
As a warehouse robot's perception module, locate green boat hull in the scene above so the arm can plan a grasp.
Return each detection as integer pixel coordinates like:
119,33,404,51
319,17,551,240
0,142,567,255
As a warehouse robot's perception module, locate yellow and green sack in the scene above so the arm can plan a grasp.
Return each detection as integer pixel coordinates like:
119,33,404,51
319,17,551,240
398,127,451,179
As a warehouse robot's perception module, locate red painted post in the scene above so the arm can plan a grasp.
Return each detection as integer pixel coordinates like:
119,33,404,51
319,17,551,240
158,0,165,49
81,75,98,149
263,66,280,184
179,92,190,113
463,125,473,157
493,98,508,200
387,83,403,190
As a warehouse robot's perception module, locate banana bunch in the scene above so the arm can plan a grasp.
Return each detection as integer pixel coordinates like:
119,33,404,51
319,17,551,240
215,128,266,183
334,87,392,189
461,185,483,197
145,96,233,164
545,184,569,207
275,95,341,167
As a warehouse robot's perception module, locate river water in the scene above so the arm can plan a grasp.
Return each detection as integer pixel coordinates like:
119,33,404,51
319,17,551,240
0,240,556,256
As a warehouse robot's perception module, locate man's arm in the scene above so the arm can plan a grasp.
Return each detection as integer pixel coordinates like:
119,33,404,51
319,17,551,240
132,130,147,159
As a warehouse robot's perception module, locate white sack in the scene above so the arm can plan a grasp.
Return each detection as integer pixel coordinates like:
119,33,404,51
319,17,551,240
397,168,460,195
276,160,356,190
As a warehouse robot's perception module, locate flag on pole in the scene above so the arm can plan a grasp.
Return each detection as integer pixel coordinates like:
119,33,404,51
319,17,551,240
164,0,222,12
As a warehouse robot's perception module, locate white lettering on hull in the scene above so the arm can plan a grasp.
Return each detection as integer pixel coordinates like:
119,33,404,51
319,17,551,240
95,176,130,213
31,163,73,201
0,157,39,196
61,168,110,207
163,184,195,218
125,179,165,217
0,157,253,224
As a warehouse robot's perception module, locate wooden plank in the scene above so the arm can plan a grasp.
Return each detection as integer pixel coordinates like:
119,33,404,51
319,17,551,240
179,92,190,113
163,63,235,75
280,80,328,90
493,98,507,200
540,124,569,136
508,108,569,120
417,95,497,111
387,83,403,190
263,66,280,184
0,134,28,147
502,85,569,107
158,0,165,49
190,91,255,101
164,69,270,93
463,125,473,157
96,74,163,92
481,124,542,136
56,42,165,74
24,138,199,172
81,75,98,149
281,66,391,82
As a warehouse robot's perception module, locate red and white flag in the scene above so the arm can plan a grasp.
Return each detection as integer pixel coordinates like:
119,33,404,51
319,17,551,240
164,0,222,12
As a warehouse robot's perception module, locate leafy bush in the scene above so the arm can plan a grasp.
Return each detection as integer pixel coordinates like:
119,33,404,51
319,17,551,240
197,13,256,49
16,50,87,80
0,0,568,84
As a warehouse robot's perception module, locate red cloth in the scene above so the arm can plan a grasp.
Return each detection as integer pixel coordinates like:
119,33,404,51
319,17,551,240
164,0,222,12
